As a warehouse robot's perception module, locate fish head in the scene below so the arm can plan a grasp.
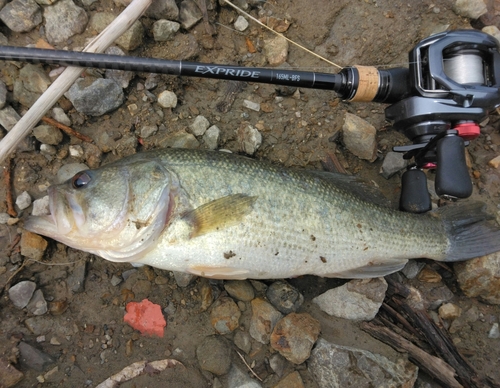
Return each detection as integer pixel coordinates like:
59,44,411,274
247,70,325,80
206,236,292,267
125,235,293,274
24,159,174,262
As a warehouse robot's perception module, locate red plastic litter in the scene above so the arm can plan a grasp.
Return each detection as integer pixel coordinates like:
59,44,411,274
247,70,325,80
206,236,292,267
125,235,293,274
123,299,166,337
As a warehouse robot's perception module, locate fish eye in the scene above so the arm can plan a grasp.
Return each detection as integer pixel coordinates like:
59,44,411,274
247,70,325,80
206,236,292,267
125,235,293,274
71,171,92,189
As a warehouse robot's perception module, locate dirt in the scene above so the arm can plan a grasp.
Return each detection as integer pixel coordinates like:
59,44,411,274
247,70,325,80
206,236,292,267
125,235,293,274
1,0,500,387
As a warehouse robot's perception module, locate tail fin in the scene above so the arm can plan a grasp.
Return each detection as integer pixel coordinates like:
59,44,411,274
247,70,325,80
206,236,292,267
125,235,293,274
440,202,500,262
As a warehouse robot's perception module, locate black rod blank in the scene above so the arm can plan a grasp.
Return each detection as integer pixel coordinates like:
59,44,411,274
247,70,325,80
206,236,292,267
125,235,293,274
0,45,342,90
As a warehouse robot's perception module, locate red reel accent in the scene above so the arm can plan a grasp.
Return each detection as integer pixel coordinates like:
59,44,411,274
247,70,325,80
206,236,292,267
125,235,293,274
454,123,480,141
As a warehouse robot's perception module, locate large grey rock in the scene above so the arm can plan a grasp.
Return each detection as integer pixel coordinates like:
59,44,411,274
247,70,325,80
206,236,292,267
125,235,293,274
196,335,231,375
43,0,88,44
249,298,283,344
105,46,135,88
144,0,179,20
0,0,42,32
65,78,124,116
312,278,387,321
8,281,36,309
342,113,377,162
380,151,407,179
309,338,418,388
226,364,262,388
18,342,54,371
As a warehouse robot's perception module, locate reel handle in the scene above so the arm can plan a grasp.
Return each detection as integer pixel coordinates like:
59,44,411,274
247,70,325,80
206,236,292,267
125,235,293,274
435,134,472,198
399,169,432,213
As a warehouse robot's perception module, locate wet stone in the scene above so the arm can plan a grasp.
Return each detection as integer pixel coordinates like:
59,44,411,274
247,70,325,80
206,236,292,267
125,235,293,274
18,342,54,371
9,280,36,309
264,35,289,66
26,289,48,315
0,358,24,387
33,125,63,145
105,47,135,89
196,335,231,375
313,278,387,321
179,0,203,30
308,338,418,388
144,0,179,20
0,106,21,130
266,280,304,314
157,90,177,108
210,296,241,334
227,364,262,388
203,125,220,150
20,231,48,261
249,298,283,344
224,280,255,302
189,115,210,136
342,113,377,162
16,191,32,210
270,312,320,364
65,78,124,117
233,330,252,354
153,19,180,41
0,0,42,32
52,107,71,126
43,0,88,44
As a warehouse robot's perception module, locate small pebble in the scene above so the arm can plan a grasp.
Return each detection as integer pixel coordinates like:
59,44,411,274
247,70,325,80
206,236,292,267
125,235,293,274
438,303,462,320
243,99,260,112
69,145,84,158
189,115,210,136
157,90,177,108
16,191,32,210
234,15,249,31
32,196,50,216
488,323,499,339
8,280,36,309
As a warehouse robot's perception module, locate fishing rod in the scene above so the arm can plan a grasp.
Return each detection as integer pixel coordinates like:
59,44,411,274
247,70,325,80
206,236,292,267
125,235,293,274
0,29,499,213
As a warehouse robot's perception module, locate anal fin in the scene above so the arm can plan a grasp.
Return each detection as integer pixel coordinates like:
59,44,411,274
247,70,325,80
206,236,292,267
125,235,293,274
184,194,257,238
324,260,408,279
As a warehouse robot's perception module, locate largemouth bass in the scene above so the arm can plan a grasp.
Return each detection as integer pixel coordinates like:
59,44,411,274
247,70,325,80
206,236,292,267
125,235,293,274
25,148,500,279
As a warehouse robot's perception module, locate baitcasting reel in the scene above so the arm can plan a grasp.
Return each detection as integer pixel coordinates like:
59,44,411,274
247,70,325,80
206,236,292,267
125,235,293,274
0,30,499,213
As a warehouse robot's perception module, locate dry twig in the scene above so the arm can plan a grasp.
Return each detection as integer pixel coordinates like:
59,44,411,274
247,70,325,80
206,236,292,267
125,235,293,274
236,350,263,382
41,116,93,143
3,158,17,217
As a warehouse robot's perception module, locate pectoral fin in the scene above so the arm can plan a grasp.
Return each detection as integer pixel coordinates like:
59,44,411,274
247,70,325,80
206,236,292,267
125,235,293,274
184,194,257,238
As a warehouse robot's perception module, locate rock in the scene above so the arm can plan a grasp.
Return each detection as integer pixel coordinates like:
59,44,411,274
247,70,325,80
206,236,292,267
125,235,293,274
380,151,407,179
172,270,196,287
455,251,500,304
417,267,442,283
40,144,57,159
189,115,210,136
0,358,24,387
234,15,249,31
203,125,220,150
56,163,89,183
270,313,320,364
0,213,10,224
153,19,180,41
32,196,50,216
342,113,377,162
453,0,487,19
26,289,48,315
312,278,387,321
43,0,88,44
159,131,199,149
488,154,500,169
269,353,287,378
266,281,304,315
144,0,179,20
69,145,84,158
14,64,51,108
264,35,289,66
249,298,283,344
488,323,500,339
65,78,124,116
427,285,455,310
196,335,231,375
274,371,304,388
157,90,178,108
16,191,32,210
0,81,7,110
224,280,255,302
0,106,21,130
227,364,262,388
33,125,63,145
0,0,42,32
210,296,241,334
179,0,203,30
233,330,252,354
140,124,158,139
8,280,36,309
20,231,48,261
18,342,54,371
90,12,144,51
104,47,135,88
309,338,418,388
438,303,461,320
482,26,500,43
66,260,86,293
51,107,71,126
237,123,262,155
243,99,261,112
145,74,159,90
401,260,425,279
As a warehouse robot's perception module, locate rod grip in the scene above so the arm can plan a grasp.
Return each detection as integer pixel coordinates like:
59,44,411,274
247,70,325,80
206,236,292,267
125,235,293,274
435,135,472,198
